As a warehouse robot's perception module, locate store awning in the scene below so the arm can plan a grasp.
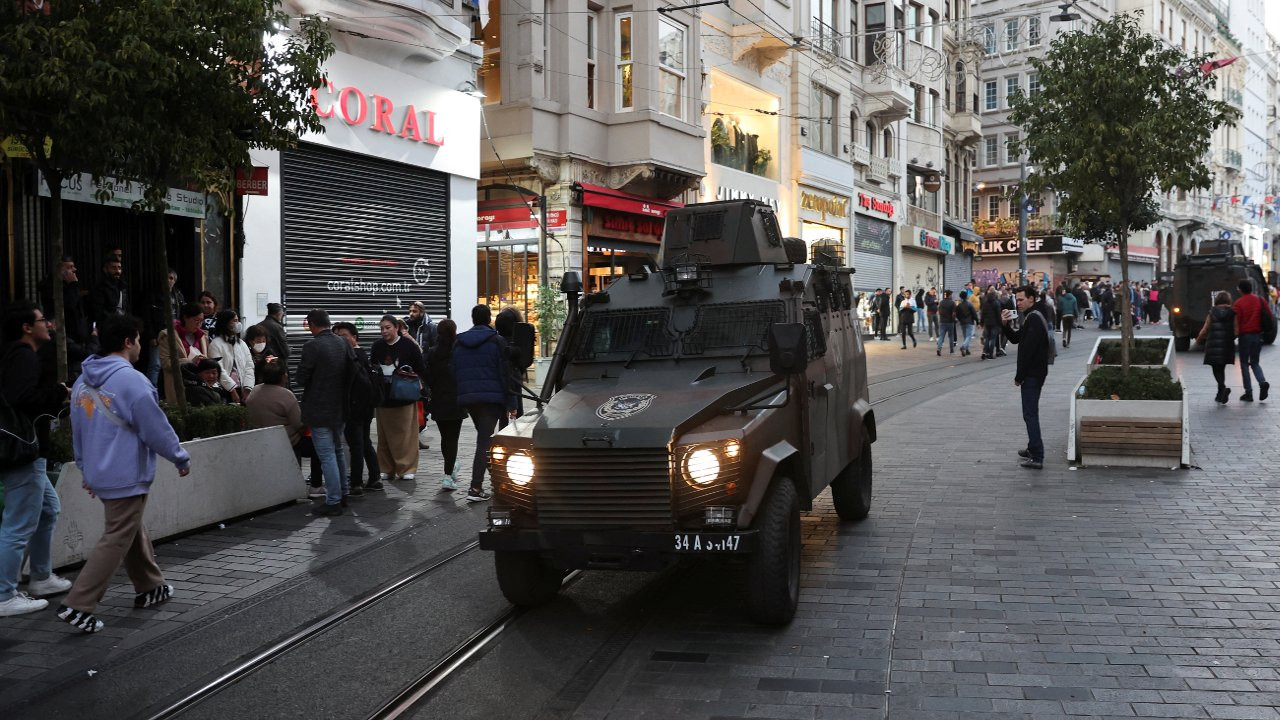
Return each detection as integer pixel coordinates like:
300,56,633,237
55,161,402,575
943,221,982,246
477,202,537,231
575,182,683,218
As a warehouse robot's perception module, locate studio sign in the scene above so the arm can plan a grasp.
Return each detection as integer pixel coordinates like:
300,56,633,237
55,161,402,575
310,80,445,146
800,191,850,222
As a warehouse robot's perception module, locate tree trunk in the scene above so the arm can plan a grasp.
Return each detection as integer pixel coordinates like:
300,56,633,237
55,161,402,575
156,209,188,412
36,160,69,383
1117,231,1132,373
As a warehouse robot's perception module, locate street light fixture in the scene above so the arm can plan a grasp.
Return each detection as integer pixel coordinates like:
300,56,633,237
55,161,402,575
1049,2,1081,23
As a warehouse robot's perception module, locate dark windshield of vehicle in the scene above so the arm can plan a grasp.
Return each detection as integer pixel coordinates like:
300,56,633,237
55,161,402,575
572,301,786,361
574,307,674,360
681,301,786,355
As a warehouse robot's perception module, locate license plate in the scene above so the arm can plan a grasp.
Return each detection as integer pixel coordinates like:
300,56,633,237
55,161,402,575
673,533,741,552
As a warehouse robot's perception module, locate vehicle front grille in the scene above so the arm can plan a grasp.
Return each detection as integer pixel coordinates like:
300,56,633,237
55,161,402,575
534,448,673,529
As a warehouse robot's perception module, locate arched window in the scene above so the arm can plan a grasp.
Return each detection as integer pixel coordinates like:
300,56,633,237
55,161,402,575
954,61,967,111
865,120,877,153
883,127,893,158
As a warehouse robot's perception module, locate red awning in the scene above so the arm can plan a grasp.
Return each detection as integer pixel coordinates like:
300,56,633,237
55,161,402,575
576,182,683,219
477,202,538,231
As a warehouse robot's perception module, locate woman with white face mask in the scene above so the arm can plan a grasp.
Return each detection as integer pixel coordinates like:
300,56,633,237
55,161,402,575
244,324,272,386
208,309,255,403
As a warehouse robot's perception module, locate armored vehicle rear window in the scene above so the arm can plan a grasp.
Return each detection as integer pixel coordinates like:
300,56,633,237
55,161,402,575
574,308,675,360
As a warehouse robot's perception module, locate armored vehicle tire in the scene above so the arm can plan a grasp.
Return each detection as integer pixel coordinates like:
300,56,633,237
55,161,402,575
494,551,563,607
831,436,872,521
1174,335,1191,352
745,478,801,624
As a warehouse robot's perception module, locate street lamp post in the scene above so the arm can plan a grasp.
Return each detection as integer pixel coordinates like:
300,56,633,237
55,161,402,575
483,183,549,290
1017,154,1029,287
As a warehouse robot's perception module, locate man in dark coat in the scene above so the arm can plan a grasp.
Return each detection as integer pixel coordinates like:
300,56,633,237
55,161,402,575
260,303,290,366
452,304,516,503
296,309,354,516
88,255,130,329
38,256,93,367
874,289,892,341
1001,286,1052,469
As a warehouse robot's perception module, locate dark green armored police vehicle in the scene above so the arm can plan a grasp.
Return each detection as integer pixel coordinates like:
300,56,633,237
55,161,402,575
479,199,876,623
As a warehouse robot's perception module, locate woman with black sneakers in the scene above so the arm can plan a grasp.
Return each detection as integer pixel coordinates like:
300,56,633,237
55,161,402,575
1198,292,1237,404
426,319,467,491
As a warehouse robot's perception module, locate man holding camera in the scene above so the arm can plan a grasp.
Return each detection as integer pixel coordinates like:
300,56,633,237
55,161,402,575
1001,285,1052,470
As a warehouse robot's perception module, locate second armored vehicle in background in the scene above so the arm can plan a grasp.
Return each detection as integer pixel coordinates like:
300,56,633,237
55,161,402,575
1165,239,1274,351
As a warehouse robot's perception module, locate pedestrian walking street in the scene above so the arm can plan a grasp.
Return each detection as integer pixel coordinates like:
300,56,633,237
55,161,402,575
3,327,1279,720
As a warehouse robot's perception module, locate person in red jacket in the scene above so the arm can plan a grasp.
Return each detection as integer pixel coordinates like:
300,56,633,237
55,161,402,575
1232,279,1272,402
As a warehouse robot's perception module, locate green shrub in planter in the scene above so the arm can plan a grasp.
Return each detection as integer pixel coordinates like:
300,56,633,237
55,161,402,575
45,404,249,464
1095,338,1170,365
1082,366,1183,400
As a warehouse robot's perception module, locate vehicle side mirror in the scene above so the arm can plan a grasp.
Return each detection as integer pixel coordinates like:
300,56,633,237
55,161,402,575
768,323,807,375
512,322,536,370
560,272,583,294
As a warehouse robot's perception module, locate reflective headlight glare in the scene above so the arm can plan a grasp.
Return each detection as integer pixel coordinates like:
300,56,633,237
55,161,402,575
723,439,741,459
507,451,535,486
491,445,507,463
683,448,721,485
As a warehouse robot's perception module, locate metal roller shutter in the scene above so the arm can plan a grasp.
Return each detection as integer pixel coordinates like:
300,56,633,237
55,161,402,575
281,143,449,359
900,247,942,291
852,214,894,291
944,252,971,293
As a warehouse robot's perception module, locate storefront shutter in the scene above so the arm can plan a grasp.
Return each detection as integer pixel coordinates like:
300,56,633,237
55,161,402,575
281,143,449,359
900,248,942,291
852,214,894,291
945,252,972,292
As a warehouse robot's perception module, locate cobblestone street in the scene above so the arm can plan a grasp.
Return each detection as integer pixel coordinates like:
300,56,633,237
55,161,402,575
3,332,1279,720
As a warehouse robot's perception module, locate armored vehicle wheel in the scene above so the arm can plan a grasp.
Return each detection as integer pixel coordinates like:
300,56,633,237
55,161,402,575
745,478,800,624
831,436,872,521
495,551,563,607
1174,335,1191,352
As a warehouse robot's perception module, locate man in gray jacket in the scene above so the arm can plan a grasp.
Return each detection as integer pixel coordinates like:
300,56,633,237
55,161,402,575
260,303,290,367
296,309,353,516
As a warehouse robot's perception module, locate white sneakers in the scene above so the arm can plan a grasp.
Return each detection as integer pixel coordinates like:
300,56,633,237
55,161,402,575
0,592,48,616
401,473,416,481
27,573,73,597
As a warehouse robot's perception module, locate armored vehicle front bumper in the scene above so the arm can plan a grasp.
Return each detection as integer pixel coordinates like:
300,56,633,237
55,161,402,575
479,527,759,571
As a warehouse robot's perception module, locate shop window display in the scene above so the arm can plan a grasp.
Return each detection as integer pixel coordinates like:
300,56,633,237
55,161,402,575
707,73,780,180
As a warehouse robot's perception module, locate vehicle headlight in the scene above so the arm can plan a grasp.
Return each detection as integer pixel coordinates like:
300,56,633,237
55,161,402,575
507,451,535,486
683,448,721,486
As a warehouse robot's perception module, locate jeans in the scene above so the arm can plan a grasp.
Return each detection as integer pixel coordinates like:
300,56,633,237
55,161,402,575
0,458,58,600
960,323,975,352
467,403,506,491
311,425,349,505
927,312,938,338
1239,333,1267,393
916,310,927,332
1020,376,1045,463
937,321,957,351
147,349,162,389
344,418,378,486
983,325,1000,357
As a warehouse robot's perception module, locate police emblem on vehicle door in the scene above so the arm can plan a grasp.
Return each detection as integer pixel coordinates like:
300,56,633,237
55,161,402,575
595,393,657,420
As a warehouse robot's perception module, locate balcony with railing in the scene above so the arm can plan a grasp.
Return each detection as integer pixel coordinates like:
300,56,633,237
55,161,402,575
852,143,871,168
810,18,843,58
860,65,912,121
1222,148,1243,170
1225,88,1244,108
946,110,982,145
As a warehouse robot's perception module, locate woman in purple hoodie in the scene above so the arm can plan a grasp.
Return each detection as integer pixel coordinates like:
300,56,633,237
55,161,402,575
59,315,191,634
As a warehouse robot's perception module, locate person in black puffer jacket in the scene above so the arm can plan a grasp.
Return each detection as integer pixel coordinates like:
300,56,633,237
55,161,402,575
453,305,517,502
1198,292,1237,404
426,319,467,491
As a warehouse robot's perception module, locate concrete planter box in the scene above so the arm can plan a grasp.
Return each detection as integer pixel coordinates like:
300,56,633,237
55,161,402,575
1067,375,1190,468
49,426,304,569
1085,335,1175,374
